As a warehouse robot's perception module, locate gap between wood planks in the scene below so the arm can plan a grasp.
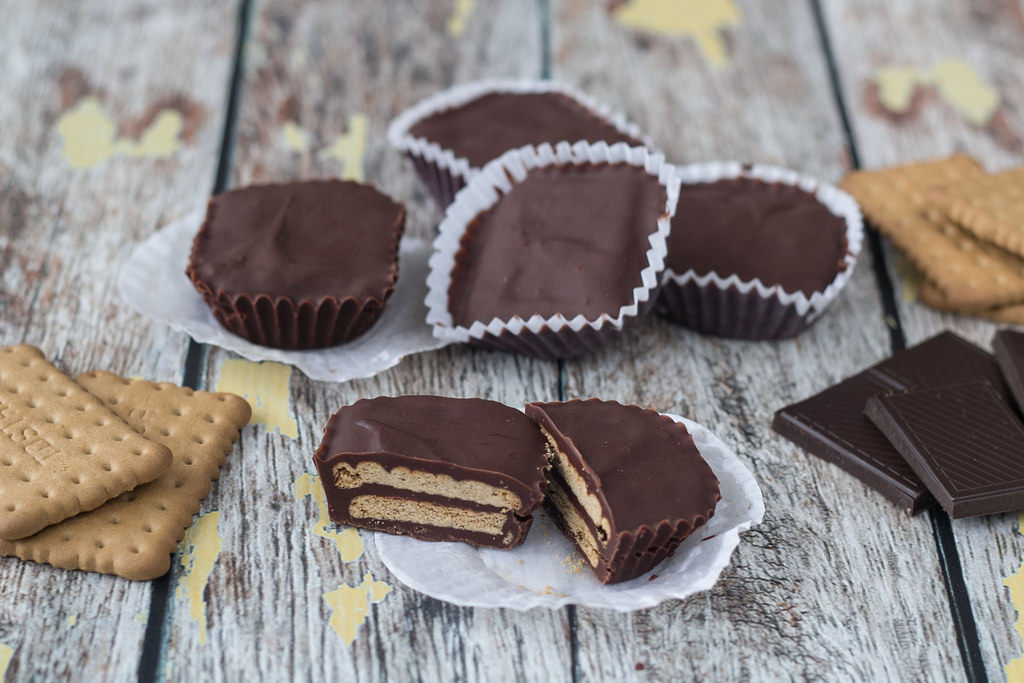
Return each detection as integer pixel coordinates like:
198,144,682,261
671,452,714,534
809,1,987,681
135,1,253,681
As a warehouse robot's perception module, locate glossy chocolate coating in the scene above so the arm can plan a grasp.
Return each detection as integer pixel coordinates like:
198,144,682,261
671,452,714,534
526,399,720,583
313,396,549,549
773,331,1011,514
409,92,643,168
865,381,1024,518
188,180,404,302
667,178,848,296
448,163,667,326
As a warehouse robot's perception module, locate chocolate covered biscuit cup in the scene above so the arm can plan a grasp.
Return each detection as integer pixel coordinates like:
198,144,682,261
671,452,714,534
186,180,406,350
387,79,652,208
658,162,863,339
425,140,679,359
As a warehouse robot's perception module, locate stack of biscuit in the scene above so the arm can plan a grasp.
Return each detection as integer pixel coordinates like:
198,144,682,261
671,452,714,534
840,156,1024,322
0,345,250,581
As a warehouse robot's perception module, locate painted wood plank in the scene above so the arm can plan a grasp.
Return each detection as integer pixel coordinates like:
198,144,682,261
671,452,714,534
0,0,236,680
155,1,577,681
823,0,1024,678
552,0,964,679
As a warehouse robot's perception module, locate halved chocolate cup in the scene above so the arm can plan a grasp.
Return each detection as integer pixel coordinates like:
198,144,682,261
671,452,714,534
187,180,406,350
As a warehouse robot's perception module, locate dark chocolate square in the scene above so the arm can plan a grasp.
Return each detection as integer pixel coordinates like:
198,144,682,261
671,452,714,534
865,381,1024,518
772,331,1008,514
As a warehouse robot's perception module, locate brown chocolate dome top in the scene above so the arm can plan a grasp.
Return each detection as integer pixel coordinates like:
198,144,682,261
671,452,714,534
409,92,644,168
448,162,667,326
315,395,549,499
667,178,848,296
188,180,405,303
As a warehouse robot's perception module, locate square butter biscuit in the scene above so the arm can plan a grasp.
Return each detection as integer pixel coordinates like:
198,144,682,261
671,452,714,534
0,346,172,540
0,372,251,580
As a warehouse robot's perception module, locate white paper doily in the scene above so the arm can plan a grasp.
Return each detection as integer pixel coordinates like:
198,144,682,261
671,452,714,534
375,414,764,611
118,210,449,383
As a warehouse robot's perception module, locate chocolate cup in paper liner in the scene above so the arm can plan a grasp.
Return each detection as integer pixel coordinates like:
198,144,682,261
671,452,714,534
657,162,863,340
386,79,653,208
186,182,406,351
188,288,391,350
425,141,680,360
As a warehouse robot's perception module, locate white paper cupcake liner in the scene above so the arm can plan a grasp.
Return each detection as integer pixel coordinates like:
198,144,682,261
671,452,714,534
386,78,655,207
375,413,765,612
657,162,864,339
425,141,681,359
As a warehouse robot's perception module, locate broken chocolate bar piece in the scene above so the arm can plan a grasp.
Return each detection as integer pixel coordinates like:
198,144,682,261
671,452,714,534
865,381,1024,518
313,396,548,549
772,331,1010,514
994,329,1024,414
525,399,720,584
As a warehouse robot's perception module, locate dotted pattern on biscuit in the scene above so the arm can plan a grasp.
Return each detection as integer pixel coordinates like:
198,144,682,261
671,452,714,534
930,166,1024,259
0,346,173,541
919,280,1024,325
0,371,251,580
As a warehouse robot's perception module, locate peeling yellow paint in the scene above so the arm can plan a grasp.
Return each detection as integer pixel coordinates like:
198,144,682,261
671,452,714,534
876,66,921,115
67,614,78,628
175,512,222,646
1004,512,1024,681
323,572,392,645
136,612,148,624
127,110,183,158
294,473,364,562
319,114,368,182
281,121,309,153
216,359,298,439
614,0,742,66
0,644,12,681
894,254,923,303
874,58,999,126
57,96,184,169
57,97,118,168
291,48,309,68
931,58,999,126
447,0,475,36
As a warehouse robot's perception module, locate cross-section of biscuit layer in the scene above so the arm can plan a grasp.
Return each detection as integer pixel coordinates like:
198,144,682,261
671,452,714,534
313,395,548,549
526,399,720,584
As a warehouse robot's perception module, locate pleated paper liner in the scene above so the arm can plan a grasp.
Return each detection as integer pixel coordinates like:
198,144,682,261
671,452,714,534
657,162,864,340
387,78,653,208
119,211,448,383
425,141,680,360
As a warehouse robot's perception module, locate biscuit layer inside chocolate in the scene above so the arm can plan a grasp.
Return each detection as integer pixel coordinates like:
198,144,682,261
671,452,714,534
313,396,548,550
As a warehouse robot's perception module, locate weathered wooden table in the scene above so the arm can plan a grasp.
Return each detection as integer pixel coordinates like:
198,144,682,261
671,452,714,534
2,0,1023,680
